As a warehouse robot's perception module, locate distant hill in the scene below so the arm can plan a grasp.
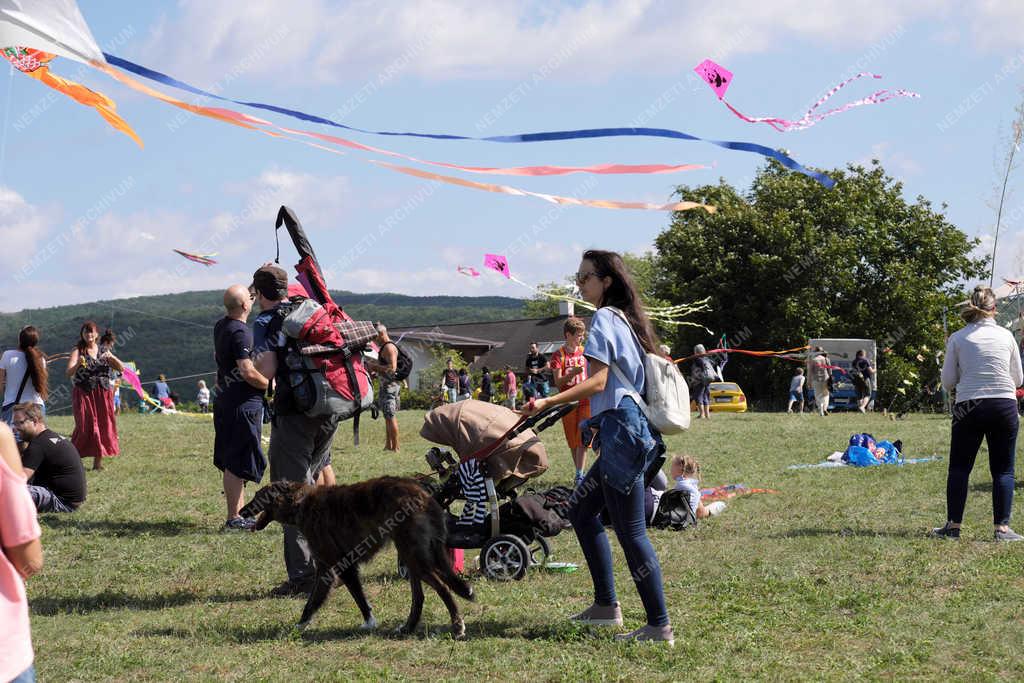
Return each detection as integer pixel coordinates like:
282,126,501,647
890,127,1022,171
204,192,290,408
0,290,525,413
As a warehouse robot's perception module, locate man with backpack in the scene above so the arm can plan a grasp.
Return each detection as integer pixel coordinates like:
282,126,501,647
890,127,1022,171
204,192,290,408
365,324,406,452
252,264,341,598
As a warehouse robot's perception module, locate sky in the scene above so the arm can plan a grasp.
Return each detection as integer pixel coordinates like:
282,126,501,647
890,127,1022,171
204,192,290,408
2,0,1024,313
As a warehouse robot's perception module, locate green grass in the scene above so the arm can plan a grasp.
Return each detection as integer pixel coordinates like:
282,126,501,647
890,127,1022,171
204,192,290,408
26,409,1024,681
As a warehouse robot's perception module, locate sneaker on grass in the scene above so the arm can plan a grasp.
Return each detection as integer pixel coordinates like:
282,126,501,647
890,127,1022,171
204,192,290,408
929,524,960,539
569,602,622,627
995,528,1024,542
614,624,675,647
223,517,257,532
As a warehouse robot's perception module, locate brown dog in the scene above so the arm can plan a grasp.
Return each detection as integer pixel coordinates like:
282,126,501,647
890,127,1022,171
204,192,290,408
240,476,473,636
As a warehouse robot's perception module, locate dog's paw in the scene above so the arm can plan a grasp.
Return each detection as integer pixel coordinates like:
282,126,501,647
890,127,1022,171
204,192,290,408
296,620,310,632
451,619,466,640
360,615,377,631
393,623,415,636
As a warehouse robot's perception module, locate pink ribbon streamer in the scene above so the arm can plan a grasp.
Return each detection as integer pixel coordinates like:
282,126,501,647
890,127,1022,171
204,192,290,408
280,126,707,177
371,161,717,213
721,72,920,132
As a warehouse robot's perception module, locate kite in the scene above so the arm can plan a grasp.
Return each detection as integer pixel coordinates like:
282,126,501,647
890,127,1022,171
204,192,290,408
173,249,217,266
1,46,140,145
457,266,480,278
483,254,510,279
694,58,920,132
99,51,835,187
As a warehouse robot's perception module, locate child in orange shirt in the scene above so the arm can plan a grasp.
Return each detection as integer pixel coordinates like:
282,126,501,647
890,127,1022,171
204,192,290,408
550,317,590,488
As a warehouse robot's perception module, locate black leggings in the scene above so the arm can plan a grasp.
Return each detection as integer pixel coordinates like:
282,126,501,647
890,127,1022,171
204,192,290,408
946,398,1019,526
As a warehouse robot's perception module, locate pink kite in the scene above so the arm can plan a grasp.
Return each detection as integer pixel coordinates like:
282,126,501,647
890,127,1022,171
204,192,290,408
173,249,217,266
121,366,145,399
457,266,480,278
693,59,732,99
483,254,510,278
694,60,920,132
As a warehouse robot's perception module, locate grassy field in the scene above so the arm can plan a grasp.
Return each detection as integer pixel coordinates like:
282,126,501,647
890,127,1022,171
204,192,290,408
24,408,1024,681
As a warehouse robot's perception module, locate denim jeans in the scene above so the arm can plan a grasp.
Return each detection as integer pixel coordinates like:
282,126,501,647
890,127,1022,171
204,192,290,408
569,398,669,627
11,663,35,683
27,485,75,513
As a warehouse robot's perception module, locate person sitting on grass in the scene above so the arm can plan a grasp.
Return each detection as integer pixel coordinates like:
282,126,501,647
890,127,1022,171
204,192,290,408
12,403,86,513
669,454,725,519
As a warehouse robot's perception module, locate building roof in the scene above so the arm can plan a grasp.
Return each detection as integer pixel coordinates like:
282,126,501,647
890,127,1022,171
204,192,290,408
392,314,592,372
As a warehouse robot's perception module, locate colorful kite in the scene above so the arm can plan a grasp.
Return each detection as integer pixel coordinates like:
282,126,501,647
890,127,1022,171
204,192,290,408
98,51,835,187
457,266,480,278
1,46,140,145
173,249,217,266
695,58,919,132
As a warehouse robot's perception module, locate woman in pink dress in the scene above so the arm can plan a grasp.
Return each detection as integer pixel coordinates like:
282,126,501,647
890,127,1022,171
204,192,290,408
66,322,124,471
0,423,43,682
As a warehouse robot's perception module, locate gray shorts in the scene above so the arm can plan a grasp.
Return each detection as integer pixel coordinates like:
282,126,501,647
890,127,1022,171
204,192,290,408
379,381,401,419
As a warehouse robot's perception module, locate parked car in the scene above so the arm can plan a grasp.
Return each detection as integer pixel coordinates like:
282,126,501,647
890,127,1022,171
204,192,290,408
709,381,747,413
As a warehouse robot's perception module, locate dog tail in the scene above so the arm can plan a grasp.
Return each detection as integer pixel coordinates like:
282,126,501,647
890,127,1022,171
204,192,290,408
434,537,474,601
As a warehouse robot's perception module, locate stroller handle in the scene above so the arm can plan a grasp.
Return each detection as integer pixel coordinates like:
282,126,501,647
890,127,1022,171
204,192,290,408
512,401,577,437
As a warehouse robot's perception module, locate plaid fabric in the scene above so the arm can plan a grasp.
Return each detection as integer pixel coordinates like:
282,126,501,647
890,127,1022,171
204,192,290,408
298,321,377,356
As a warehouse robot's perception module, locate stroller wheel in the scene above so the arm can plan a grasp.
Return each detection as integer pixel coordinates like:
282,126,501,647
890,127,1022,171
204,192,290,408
480,534,530,581
527,536,551,567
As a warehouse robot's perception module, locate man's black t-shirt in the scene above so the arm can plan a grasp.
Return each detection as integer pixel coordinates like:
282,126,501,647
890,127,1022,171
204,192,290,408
214,317,263,408
525,352,547,375
23,429,86,507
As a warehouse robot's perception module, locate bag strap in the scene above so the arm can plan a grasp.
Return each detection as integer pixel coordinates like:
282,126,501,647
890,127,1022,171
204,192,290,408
602,308,658,425
13,363,31,405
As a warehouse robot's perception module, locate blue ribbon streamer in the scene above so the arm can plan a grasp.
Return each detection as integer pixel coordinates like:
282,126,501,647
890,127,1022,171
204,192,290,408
102,52,835,188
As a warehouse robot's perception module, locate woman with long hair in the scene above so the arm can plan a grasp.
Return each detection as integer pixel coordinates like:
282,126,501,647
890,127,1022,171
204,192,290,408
521,249,673,645
933,286,1024,541
0,326,49,427
66,322,124,470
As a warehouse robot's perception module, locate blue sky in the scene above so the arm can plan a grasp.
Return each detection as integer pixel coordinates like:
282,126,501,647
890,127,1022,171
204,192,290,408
2,1,1024,312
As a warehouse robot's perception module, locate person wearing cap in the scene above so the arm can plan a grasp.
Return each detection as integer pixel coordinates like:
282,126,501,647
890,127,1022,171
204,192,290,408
251,264,342,597
213,285,269,531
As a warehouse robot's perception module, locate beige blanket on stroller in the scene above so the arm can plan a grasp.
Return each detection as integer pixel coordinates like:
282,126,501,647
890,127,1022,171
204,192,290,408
420,400,549,484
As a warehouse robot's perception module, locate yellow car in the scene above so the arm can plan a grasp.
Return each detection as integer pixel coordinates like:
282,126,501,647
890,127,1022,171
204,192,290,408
708,382,747,413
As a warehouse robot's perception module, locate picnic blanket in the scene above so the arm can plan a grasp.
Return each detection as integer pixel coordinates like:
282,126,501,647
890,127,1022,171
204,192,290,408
700,484,780,502
787,456,942,470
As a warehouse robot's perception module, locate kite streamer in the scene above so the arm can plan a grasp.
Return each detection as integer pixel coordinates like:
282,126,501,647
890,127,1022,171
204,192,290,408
694,59,919,133
373,161,717,212
281,126,709,178
676,345,810,364
457,266,480,277
173,249,217,266
1,46,140,145
100,52,835,188
88,61,721,212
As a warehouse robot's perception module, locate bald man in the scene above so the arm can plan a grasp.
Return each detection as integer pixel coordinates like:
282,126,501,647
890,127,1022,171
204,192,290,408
213,285,269,530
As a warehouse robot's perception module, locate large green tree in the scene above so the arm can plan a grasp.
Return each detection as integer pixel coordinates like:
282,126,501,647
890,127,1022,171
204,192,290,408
654,160,987,408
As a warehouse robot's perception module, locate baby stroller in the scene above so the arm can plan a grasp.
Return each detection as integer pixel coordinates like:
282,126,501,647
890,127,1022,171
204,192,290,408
413,399,576,581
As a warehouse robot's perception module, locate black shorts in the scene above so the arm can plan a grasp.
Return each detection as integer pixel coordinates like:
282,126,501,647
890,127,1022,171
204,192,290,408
214,401,266,482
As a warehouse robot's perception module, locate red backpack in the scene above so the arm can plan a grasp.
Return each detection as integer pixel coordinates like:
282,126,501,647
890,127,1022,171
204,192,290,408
271,206,377,422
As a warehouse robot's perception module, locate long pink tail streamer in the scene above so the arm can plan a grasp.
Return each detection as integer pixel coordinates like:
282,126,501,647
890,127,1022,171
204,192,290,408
723,73,920,132
372,160,717,213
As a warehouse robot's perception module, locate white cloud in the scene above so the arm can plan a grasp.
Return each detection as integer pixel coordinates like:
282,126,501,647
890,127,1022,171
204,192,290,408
0,186,57,260
140,0,949,86
855,142,923,177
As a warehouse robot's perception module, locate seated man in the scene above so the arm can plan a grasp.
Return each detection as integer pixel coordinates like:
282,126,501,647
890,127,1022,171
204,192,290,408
13,403,86,513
